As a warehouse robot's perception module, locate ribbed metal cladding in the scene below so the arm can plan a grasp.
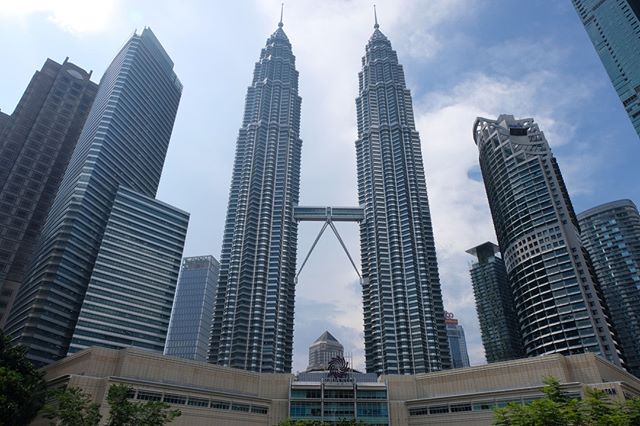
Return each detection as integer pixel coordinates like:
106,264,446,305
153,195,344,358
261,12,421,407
355,24,450,374
578,200,640,376
5,28,182,366
473,115,622,367
209,22,302,373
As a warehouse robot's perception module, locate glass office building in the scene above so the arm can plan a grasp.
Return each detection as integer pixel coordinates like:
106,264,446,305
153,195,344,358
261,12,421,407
5,28,184,366
355,19,450,374
578,199,640,376
69,187,188,354
467,242,525,363
445,312,470,369
571,0,640,138
209,19,302,373
0,59,97,326
165,255,220,362
473,115,622,366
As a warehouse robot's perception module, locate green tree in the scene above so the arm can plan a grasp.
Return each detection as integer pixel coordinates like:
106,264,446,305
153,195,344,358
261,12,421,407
105,384,180,426
494,376,640,426
0,329,47,426
42,387,102,426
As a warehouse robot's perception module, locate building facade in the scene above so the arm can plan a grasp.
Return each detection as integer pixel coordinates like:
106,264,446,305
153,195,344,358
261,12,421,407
5,28,184,366
467,242,525,363
473,115,622,366
165,255,220,362
578,199,640,377
38,347,640,426
0,58,97,326
445,312,470,369
571,0,640,138
209,19,302,373
307,331,345,372
355,19,450,374
68,187,188,354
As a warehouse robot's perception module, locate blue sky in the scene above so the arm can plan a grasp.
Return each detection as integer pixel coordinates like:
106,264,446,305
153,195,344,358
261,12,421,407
1,0,638,372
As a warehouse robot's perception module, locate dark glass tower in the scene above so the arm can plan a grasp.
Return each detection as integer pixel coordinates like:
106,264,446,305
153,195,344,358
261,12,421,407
5,28,183,366
467,242,525,363
445,312,470,369
209,19,302,373
0,59,97,326
473,115,622,366
578,199,640,376
165,255,220,362
355,19,450,374
571,0,640,138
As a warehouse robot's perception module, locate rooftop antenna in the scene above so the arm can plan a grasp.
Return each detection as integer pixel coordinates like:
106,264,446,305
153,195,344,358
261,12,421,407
279,3,284,27
374,4,379,29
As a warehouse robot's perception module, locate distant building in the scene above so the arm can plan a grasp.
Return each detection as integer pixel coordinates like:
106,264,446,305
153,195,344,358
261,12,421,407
467,242,525,363
307,331,344,371
0,58,97,326
165,256,220,362
473,115,622,366
578,199,640,377
571,0,640,139
5,28,186,366
445,312,470,368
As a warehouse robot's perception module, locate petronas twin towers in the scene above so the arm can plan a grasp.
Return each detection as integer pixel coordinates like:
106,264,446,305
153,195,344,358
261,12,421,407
210,15,450,374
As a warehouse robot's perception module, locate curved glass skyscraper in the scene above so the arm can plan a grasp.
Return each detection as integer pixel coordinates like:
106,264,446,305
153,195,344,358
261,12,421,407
473,115,622,366
578,200,640,376
355,20,450,374
209,19,302,373
5,28,184,366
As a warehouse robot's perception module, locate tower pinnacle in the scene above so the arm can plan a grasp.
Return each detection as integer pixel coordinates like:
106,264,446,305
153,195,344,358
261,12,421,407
279,3,284,27
374,4,379,29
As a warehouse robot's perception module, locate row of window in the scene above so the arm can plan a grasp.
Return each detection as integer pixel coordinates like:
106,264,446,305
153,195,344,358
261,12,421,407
130,389,268,414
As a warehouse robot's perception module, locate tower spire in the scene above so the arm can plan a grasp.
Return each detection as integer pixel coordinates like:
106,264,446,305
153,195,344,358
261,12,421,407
374,4,379,29
279,3,284,27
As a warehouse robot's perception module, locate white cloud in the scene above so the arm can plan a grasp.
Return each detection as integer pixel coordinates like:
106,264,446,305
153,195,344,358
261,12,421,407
0,0,119,34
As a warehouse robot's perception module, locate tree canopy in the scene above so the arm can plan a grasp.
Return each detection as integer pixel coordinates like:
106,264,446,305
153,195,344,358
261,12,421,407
494,376,640,426
0,329,47,426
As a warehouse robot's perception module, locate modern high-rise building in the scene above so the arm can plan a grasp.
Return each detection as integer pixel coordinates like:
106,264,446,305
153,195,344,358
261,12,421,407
467,241,525,363
445,312,470,369
355,18,450,374
68,187,188,355
571,0,640,138
578,199,640,376
307,331,344,372
165,255,220,362
473,115,622,366
0,58,97,327
5,28,185,366
209,18,302,373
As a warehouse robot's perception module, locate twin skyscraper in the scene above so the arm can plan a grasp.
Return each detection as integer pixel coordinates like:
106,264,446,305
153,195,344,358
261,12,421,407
210,15,450,374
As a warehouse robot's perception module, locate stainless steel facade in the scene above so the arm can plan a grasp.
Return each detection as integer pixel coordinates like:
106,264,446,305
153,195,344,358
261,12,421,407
209,20,302,373
355,21,450,374
578,199,640,376
467,242,525,363
165,255,220,362
571,0,640,138
5,28,183,366
473,115,622,365
0,59,97,326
